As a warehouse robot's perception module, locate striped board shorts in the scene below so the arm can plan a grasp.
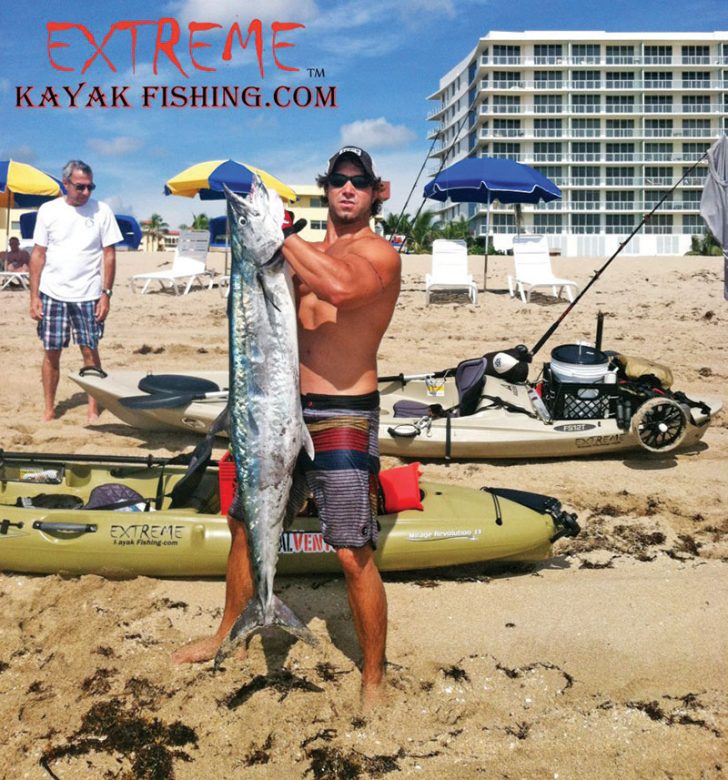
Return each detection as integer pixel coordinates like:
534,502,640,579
37,293,104,350
298,391,381,549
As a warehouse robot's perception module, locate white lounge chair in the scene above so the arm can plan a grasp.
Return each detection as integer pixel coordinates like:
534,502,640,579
508,235,579,303
0,271,29,290
425,239,478,305
130,231,214,295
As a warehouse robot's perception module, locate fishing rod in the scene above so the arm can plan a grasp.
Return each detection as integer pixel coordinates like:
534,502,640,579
529,150,710,358
394,94,479,253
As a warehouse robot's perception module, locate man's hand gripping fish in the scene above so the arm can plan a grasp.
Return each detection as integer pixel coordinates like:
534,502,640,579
215,178,316,668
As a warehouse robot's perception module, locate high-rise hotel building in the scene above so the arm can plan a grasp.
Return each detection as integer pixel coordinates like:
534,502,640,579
427,31,727,255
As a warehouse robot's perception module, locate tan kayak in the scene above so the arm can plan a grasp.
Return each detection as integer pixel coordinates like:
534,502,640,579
70,364,721,459
0,451,579,578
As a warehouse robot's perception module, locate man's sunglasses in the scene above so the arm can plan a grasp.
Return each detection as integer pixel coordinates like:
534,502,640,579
328,173,372,190
70,183,96,192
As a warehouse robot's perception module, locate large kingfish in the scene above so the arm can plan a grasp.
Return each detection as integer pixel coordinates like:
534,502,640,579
215,179,316,667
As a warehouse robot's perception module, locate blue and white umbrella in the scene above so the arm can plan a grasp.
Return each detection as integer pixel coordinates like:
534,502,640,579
424,156,561,288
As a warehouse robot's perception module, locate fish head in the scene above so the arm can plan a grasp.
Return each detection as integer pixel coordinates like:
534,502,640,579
225,178,285,270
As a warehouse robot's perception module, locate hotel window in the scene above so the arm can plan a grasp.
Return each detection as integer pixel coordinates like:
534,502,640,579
534,44,563,65
534,94,563,113
644,118,673,138
492,71,523,89
492,45,520,64
571,94,601,113
606,167,635,185
606,142,634,162
644,214,673,234
534,118,563,137
571,214,601,233
644,190,670,207
682,95,710,112
682,118,711,137
606,95,635,114
606,191,635,209
533,213,563,233
605,71,634,88
572,44,600,64
606,119,634,138
571,166,600,185
644,45,672,65
572,142,600,161
606,45,634,65
606,214,636,233
572,118,600,137
493,119,522,137
492,142,521,158
492,95,521,113
682,71,710,88
533,142,562,162
534,71,563,88
682,214,705,233
682,189,702,206
492,212,516,231
644,71,672,89
644,95,672,113
571,190,600,208
535,166,564,184
681,45,709,65
310,220,327,230
682,142,709,160
572,70,600,88
644,142,673,161
645,166,672,186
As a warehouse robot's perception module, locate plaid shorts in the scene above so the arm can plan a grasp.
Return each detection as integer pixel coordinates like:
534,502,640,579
37,293,104,350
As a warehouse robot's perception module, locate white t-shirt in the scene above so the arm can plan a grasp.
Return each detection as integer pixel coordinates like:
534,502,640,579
33,197,123,302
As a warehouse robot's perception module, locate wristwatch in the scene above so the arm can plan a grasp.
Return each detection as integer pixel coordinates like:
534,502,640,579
102,288,113,298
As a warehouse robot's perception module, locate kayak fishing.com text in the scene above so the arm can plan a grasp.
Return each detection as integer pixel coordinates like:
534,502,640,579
15,84,338,110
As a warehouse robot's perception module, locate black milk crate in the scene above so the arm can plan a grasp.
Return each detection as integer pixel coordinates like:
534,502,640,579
541,364,620,421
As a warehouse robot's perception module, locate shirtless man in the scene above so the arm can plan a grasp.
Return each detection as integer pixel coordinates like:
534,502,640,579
2,236,30,272
173,147,401,707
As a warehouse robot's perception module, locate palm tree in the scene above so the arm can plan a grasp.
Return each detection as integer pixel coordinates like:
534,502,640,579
437,216,471,242
409,210,439,254
142,213,169,251
382,211,411,239
191,213,209,231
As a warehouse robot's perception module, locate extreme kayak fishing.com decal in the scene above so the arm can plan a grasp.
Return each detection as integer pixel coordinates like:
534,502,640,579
15,17,337,111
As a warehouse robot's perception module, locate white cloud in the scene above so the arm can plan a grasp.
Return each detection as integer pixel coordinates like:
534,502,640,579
87,136,145,157
170,0,319,25
340,118,416,150
0,144,37,163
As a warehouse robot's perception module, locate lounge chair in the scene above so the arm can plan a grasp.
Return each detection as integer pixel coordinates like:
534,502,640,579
130,231,214,295
425,239,478,305
508,235,579,303
0,271,29,291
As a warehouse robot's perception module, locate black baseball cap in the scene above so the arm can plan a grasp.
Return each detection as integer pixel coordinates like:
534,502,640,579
326,147,377,179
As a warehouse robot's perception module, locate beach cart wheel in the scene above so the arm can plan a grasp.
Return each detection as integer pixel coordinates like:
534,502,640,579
631,397,688,453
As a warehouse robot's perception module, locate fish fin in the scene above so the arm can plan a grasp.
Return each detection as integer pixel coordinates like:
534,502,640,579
302,425,315,461
213,595,318,670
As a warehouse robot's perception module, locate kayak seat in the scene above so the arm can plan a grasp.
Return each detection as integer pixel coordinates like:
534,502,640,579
138,374,221,396
392,357,487,419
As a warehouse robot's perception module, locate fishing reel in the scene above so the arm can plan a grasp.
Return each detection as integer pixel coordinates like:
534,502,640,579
631,397,688,453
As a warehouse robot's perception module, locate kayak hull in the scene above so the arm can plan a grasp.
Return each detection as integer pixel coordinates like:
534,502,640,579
0,453,576,577
70,369,722,459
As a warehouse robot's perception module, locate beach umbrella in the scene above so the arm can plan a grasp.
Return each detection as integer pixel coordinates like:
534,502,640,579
699,135,728,301
164,159,296,275
164,159,296,202
0,160,65,244
424,156,561,290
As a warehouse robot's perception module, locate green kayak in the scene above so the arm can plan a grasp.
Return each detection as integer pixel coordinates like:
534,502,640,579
0,451,579,578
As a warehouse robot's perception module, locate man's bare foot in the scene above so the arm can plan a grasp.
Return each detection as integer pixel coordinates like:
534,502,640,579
87,413,100,423
43,409,56,421
360,677,388,712
172,635,246,665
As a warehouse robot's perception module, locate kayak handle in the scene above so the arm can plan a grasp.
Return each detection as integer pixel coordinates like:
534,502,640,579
32,520,97,534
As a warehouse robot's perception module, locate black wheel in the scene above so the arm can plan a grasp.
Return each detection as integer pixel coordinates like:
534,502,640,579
631,397,688,453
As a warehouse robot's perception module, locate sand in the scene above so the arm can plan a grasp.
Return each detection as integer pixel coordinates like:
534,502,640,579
0,249,726,779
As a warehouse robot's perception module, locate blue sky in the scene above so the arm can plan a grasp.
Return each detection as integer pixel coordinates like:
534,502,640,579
1,0,725,227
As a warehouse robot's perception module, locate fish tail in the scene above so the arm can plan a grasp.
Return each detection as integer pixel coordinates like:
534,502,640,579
213,596,318,670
